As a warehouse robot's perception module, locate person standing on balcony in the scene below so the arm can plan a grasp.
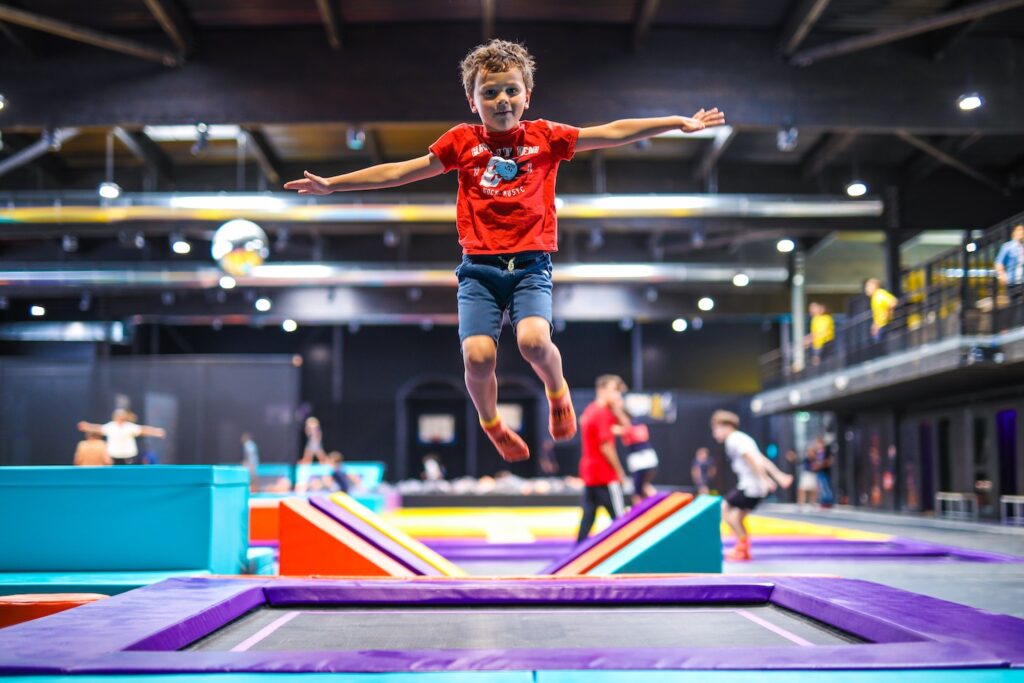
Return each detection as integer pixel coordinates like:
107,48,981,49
807,301,835,367
864,278,898,343
995,223,1024,324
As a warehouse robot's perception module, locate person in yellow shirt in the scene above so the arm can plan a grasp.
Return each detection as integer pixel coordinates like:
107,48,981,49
807,301,835,366
864,278,898,341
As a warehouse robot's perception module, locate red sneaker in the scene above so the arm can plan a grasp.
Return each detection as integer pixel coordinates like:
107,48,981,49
725,539,752,562
482,420,530,462
548,384,577,441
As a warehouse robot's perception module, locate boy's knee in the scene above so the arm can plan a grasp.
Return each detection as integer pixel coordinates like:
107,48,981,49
516,323,552,360
462,337,497,374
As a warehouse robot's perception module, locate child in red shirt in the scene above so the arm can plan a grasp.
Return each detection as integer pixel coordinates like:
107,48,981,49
286,40,725,463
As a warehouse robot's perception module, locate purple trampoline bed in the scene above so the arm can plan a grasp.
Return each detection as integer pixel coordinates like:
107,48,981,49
0,575,1022,673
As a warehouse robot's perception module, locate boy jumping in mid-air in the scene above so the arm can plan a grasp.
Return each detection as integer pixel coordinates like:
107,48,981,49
710,410,793,561
286,40,725,462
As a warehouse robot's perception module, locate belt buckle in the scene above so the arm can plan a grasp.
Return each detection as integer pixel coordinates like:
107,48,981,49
507,257,516,272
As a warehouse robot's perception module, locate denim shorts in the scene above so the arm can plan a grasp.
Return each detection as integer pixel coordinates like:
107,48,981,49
456,251,553,344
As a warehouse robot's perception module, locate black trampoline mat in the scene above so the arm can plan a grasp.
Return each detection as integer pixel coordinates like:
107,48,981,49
185,604,863,652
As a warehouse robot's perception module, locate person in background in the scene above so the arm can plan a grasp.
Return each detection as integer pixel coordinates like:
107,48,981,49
813,437,835,507
576,374,628,543
690,447,716,496
77,409,165,465
798,445,819,511
301,416,326,464
73,430,111,467
710,410,793,562
422,453,446,481
864,278,898,342
807,301,835,367
241,433,260,493
995,222,1024,325
326,451,350,493
619,418,660,504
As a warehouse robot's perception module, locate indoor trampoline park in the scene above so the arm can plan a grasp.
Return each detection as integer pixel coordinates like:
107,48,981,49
2,1,1024,683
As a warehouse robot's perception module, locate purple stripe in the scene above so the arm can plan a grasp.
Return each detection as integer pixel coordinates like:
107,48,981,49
735,608,814,647
229,610,300,652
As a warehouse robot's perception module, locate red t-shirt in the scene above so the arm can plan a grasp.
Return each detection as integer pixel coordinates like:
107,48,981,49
429,119,579,255
579,401,619,486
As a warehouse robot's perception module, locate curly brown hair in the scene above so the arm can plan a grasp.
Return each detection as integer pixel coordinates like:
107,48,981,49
460,39,536,98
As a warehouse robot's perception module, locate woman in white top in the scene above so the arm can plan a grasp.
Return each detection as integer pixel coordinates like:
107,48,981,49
78,409,166,465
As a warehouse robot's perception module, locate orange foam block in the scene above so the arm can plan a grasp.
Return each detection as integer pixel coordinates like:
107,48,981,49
249,498,283,542
553,492,693,577
278,499,416,577
0,593,108,629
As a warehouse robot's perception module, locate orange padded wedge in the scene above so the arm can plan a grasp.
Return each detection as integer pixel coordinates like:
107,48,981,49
554,492,693,576
278,499,415,577
249,497,282,542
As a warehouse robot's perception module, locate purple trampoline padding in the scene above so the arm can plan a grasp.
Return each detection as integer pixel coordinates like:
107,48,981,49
424,541,573,562
540,492,671,574
770,577,1024,663
307,496,441,576
721,537,1023,562
0,575,1022,673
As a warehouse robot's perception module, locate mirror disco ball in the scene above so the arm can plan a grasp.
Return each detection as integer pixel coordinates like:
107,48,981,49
211,219,269,277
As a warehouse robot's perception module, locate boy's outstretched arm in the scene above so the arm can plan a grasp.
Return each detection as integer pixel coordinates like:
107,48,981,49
284,153,446,195
576,108,726,153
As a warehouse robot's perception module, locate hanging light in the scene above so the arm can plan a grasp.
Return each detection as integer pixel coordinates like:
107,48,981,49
698,297,715,311
776,238,795,253
732,273,750,287
957,93,983,111
845,180,868,197
282,319,298,332
671,318,688,332
97,130,121,200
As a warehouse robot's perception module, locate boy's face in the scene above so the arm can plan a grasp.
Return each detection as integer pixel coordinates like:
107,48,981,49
468,68,531,133
864,280,878,296
711,423,731,443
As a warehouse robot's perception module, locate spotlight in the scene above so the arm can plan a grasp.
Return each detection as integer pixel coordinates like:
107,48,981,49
219,275,237,289
0,93,7,111
732,273,750,287
97,181,122,199
255,297,272,312
133,232,146,249
776,238,795,253
698,297,715,311
966,242,977,253
346,127,366,151
845,180,868,197
170,233,192,255
282,319,298,332
957,93,983,111
671,318,688,332
792,273,805,286
776,126,799,152
30,305,45,317
62,234,78,253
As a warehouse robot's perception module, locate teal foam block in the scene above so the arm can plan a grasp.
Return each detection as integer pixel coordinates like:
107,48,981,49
0,466,249,573
0,570,210,596
246,548,276,576
537,671,1024,683
589,495,723,575
6,674,534,683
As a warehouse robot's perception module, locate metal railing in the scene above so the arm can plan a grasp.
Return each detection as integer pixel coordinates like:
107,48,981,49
761,211,1024,388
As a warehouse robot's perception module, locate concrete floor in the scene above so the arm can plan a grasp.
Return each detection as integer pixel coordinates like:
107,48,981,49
730,505,1024,619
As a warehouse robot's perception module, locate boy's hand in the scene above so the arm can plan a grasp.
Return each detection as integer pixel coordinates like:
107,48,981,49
680,108,726,133
283,171,333,195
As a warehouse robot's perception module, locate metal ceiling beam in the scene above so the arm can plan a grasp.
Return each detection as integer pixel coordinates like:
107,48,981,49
313,0,342,50
0,129,78,180
481,0,495,41
895,130,1005,193
0,3,182,66
142,0,197,56
904,133,982,182
631,0,661,49
4,26,1023,134
777,0,833,56
693,126,737,183
801,132,857,179
112,127,174,186
790,0,1024,66
0,261,790,290
241,127,283,186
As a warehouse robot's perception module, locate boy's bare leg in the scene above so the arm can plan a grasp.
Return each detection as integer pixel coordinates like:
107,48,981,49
463,335,529,462
516,317,576,441
761,454,794,489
